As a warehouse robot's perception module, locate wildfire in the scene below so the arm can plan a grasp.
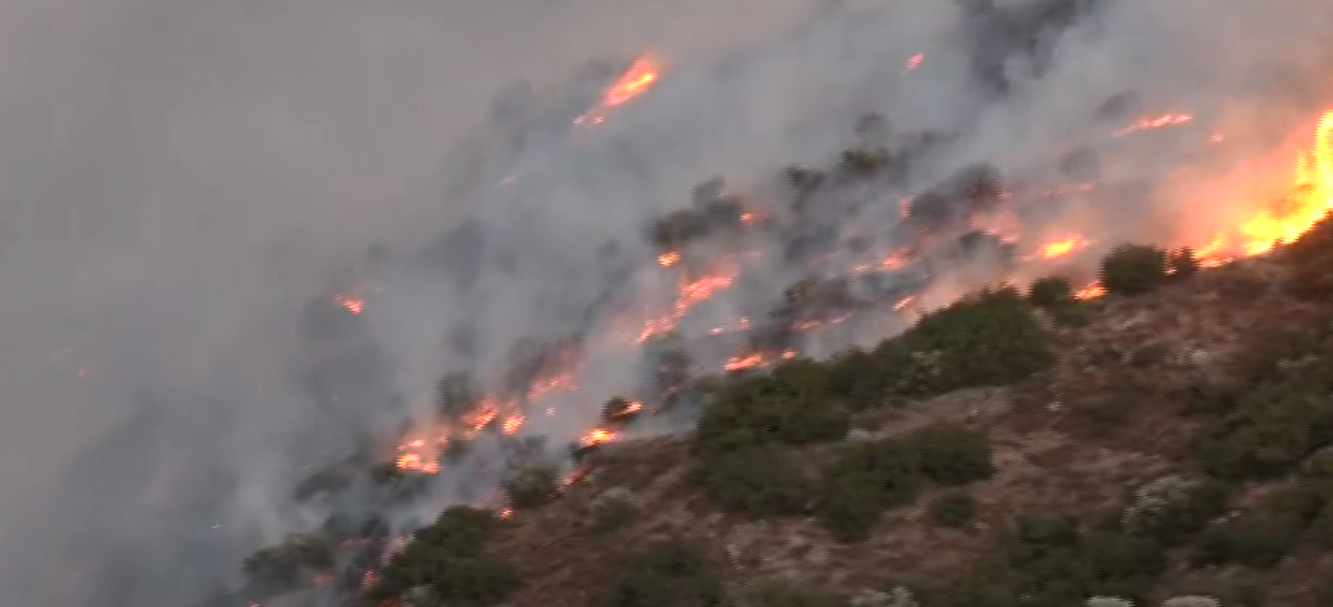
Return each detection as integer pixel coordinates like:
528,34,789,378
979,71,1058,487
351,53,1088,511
1114,113,1195,137
1038,235,1093,260
1193,108,1333,262
576,52,662,127
336,294,365,314
904,53,924,73
658,251,682,267
637,264,740,343
1075,283,1106,300
724,350,796,372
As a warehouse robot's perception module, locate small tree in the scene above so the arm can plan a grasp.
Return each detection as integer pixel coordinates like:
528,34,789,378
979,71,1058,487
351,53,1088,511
588,488,639,533
1028,276,1075,308
1100,245,1168,296
505,464,560,509
1167,247,1200,279
607,539,725,607
906,424,995,485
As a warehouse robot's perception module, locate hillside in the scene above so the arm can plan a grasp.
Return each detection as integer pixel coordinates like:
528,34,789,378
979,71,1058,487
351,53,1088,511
342,215,1333,607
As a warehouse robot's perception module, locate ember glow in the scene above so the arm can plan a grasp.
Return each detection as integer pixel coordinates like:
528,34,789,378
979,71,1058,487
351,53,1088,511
1114,112,1195,137
336,294,365,314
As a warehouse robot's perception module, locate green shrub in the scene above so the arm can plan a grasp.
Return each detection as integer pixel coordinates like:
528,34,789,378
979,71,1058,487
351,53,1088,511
589,488,638,534
816,439,924,541
375,551,521,605
1100,245,1168,296
416,506,498,556
696,366,850,456
1191,484,1325,569
949,514,1166,607
1120,475,1230,546
743,580,844,607
505,464,561,509
906,424,995,486
608,539,725,607
698,445,809,517
1028,276,1075,308
874,288,1052,397
930,491,979,528
1196,378,1333,479
817,470,895,542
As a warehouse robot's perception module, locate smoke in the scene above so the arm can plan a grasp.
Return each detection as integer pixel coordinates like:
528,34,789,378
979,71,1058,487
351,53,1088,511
1,0,1331,605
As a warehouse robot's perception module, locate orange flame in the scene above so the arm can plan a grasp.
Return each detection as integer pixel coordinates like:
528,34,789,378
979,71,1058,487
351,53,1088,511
1038,235,1093,260
1192,108,1333,263
336,295,365,314
658,251,682,267
576,52,661,127
1075,283,1106,300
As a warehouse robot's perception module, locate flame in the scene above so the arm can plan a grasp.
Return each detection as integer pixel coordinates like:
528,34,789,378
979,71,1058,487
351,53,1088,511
904,53,924,73
1192,108,1333,263
637,264,740,343
1075,283,1106,300
501,414,525,435
1038,235,1093,260
1114,113,1195,137
576,52,661,127
336,294,365,314
658,251,682,267
580,427,618,448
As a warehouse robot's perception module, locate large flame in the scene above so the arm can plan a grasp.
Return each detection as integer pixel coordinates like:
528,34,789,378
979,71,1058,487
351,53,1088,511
1197,108,1333,262
575,52,662,127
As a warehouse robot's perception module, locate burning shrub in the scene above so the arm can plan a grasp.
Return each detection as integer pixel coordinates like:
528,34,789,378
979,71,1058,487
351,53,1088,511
1100,245,1168,296
697,444,810,518
905,423,996,485
875,287,1052,397
1028,276,1075,309
742,579,844,607
365,505,521,606
607,539,725,607
505,463,561,509
930,491,979,529
437,370,481,418
1167,247,1200,280
242,532,336,594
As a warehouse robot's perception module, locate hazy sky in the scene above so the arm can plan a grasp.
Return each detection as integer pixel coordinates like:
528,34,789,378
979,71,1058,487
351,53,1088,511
0,0,824,603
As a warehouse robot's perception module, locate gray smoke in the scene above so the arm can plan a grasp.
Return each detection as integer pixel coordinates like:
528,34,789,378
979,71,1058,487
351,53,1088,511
1,0,1331,605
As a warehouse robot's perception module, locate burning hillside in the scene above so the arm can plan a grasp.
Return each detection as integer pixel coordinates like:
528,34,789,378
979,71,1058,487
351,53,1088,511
223,0,1333,605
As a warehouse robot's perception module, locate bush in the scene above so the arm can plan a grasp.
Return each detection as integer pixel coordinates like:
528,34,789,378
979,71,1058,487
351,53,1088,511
505,464,561,509
608,539,725,607
416,506,499,556
743,580,844,607
906,424,996,485
588,488,638,534
1167,247,1200,280
930,491,978,528
1028,276,1075,308
875,288,1052,397
817,439,924,541
1100,245,1168,296
698,445,809,517
1191,484,1324,569
242,532,336,593
1196,378,1333,479
1120,475,1230,545
696,366,850,456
